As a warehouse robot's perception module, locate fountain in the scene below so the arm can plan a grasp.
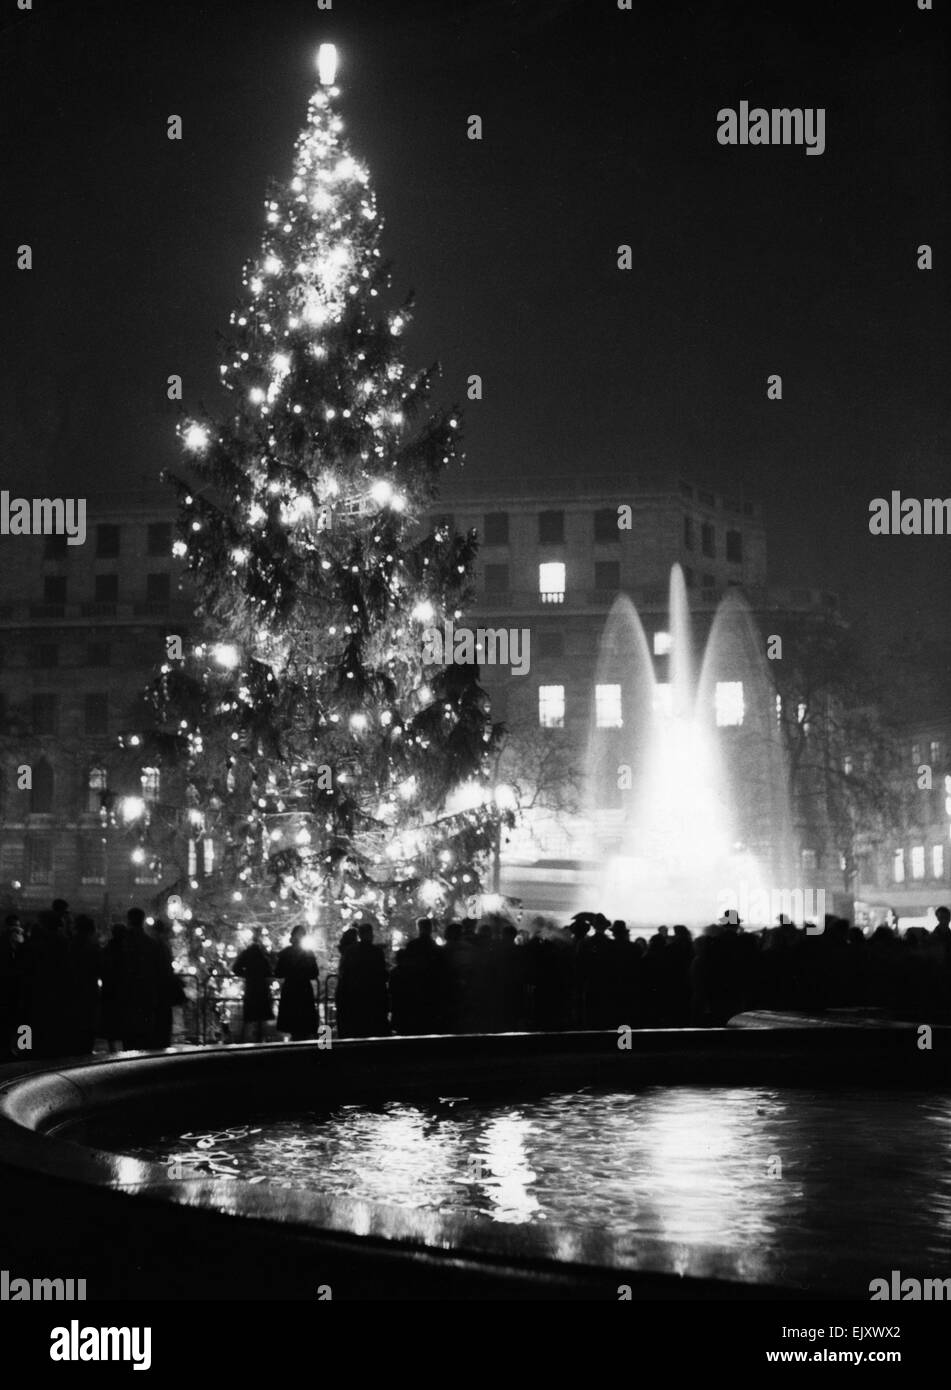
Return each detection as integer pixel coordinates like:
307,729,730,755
577,565,800,928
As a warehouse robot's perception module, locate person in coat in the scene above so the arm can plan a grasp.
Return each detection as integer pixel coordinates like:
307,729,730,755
275,925,319,1040
233,931,274,1042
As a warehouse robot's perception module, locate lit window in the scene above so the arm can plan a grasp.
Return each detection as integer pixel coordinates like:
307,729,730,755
931,740,941,765
893,849,905,884
539,562,565,604
653,631,671,656
653,683,671,717
775,694,783,724
912,743,921,765
203,840,215,875
538,685,565,729
843,755,853,775
911,845,925,880
932,845,944,878
715,681,745,728
141,767,160,803
87,766,108,814
595,684,623,728
188,839,198,877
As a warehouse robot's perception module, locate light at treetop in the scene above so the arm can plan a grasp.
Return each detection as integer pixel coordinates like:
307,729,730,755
129,45,509,969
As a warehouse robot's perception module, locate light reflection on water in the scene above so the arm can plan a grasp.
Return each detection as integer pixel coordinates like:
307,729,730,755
132,1087,951,1292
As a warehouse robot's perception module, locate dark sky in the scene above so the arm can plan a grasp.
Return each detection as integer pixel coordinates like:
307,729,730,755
2,0,949,666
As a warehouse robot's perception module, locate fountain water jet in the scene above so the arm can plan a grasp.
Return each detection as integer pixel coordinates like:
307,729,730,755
576,565,798,928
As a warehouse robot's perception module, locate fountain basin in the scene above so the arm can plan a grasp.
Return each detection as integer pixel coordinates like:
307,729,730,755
0,1026,947,1299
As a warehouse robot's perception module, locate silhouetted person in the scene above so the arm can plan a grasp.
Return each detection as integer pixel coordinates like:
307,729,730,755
336,922,389,1037
580,914,617,1026
276,925,319,1040
0,915,28,1058
117,908,168,1050
65,914,101,1054
390,919,447,1034
149,919,182,1048
610,920,645,1026
496,923,528,1030
23,907,73,1056
100,922,127,1052
233,932,274,1042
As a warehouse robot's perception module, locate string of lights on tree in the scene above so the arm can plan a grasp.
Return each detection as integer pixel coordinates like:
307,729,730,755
118,44,510,971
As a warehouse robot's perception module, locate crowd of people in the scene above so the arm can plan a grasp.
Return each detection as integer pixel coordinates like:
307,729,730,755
235,906,951,1040
0,901,183,1058
324,908,951,1036
3,899,951,1058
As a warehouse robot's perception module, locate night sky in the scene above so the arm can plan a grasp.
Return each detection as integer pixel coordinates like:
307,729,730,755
2,0,949,670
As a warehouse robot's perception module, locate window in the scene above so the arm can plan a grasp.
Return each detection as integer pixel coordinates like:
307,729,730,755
28,837,52,884
87,765,108,814
96,524,120,557
88,643,110,667
203,840,215,875
933,845,945,879
32,693,59,735
726,530,743,564
683,566,695,589
141,767,160,803
843,754,853,775
911,743,921,765
701,573,715,595
84,693,109,737
538,510,564,544
483,564,509,595
595,683,623,728
930,740,941,766
911,845,925,880
44,533,68,559
94,574,119,603
188,839,198,877
683,516,694,550
80,835,106,885
893,848,905,884
594,509,619,542
701,522,715,558
775,694,783,724
30,758,54,814
483,512,509,545
594,561,620,594
146,572,170,604
31,644,58,668
539,561,566,603
537,630,564,659
715,681,745,727
43,575,67,604
538,685,565,729
653,631,671,656
147,522,172,556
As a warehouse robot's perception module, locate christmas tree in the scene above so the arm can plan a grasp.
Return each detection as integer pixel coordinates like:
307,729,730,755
125,46,506,970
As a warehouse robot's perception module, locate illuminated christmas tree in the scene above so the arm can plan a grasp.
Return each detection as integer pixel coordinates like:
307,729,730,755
126,46,506,968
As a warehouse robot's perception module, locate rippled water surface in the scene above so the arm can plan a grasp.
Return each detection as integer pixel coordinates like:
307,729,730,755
130,1087,951,1293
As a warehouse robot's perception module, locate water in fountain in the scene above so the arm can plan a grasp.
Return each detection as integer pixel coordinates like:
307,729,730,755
577,565,798,929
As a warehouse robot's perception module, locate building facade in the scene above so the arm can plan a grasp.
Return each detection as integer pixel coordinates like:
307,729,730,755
0,503,189,917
